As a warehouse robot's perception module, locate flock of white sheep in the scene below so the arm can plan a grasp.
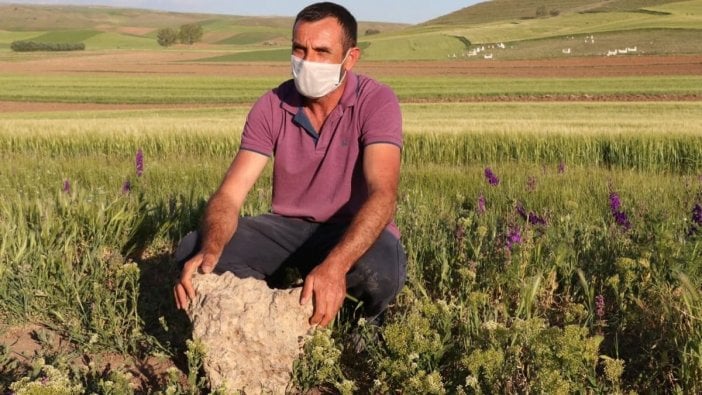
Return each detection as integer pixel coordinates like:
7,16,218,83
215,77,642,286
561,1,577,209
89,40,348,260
448,34,640,60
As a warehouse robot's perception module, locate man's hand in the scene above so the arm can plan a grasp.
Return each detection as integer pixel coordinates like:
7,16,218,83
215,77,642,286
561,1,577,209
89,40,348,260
300,262,347,327
174,252,219,310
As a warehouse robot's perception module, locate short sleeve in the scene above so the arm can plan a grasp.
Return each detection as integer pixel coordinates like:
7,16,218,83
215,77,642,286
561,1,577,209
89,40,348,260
360,84,403,149
240,92,276,157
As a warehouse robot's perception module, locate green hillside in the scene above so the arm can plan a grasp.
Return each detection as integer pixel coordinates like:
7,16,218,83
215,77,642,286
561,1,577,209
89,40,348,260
426,0,687,25
356,0,702,60
0,4,406,51
0,1,699,59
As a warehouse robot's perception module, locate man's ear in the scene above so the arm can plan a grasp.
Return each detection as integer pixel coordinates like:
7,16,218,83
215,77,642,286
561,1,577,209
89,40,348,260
344,46,361,71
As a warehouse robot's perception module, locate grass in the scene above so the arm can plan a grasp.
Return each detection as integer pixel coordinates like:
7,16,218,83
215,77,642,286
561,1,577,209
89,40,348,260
0,30,42,49
215,31,284,45
200,48,292,62
0,74,699,104
29,29,101,43
427,0,689,25
83,32,161,50
362,34,468,60
1,104,702,391
442,10,702,45
1,34,702,395
467,28,702,60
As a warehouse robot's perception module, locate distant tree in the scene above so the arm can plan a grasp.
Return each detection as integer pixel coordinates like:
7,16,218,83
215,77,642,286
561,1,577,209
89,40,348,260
536,5,548,18
549,9,560,17
178,23,203,45
156,27,178,47
365,28,381,36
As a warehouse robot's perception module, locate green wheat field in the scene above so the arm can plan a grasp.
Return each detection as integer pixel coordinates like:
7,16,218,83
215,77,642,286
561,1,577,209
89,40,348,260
5,0,702,391
1,72,702,393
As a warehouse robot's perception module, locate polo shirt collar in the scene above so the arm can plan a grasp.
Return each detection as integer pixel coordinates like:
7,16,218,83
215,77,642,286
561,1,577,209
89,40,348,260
281,70,359,114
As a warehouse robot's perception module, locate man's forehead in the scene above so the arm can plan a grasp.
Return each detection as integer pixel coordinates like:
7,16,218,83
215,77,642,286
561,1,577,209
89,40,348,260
293,17,343,42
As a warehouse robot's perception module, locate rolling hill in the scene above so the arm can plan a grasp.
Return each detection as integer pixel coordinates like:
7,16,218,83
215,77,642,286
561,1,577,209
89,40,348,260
356,0,702,60
0,1,700,60
0,4,406,51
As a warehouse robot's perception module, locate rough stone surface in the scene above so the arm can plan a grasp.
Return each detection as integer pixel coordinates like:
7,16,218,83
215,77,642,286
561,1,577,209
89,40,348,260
187,273,314,394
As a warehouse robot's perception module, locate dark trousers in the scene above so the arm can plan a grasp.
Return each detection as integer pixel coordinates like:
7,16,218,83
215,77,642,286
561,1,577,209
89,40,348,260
175,214,407,317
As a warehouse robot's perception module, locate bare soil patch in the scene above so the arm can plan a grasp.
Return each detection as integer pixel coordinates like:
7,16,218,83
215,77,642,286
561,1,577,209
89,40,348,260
0,323,182,391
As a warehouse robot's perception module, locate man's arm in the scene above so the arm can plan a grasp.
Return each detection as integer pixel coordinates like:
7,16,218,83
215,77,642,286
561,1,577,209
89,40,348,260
174,149,269,310
300,143,401,326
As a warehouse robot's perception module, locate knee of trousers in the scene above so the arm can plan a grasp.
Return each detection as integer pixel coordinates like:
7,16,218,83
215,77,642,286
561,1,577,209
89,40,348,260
347,234,407,316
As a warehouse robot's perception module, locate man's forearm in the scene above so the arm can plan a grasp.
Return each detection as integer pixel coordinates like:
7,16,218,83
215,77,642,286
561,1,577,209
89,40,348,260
200,191,239,257
324,190,396,273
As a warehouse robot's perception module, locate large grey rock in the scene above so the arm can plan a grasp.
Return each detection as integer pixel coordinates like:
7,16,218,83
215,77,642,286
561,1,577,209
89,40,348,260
187,273,314,394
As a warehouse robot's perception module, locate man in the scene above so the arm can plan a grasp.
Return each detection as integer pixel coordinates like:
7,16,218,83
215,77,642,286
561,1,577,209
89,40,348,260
173,2,406,327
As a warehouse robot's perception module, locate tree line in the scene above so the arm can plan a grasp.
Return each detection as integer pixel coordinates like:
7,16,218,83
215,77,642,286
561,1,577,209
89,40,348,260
11,41,85,52
157,24,203,47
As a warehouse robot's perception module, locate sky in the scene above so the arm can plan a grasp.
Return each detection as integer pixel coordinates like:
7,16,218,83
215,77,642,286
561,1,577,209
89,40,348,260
0,0,484,24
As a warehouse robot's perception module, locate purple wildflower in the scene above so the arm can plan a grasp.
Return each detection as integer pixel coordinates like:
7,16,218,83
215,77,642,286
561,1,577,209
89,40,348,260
484,167,500,186
528,212,547,226
516,202,547,226
609,192,621,212
526,176,537,192
477,194,486,214
135,148,144,177
454,223,465,243
506,226,522,249
609,192,631,230
688,203,702,236
516,203,527,220
693,203,702,226
613,209,631,230
121,179,131,194
558,161,566,174
62,179,71,194
595,294,605,320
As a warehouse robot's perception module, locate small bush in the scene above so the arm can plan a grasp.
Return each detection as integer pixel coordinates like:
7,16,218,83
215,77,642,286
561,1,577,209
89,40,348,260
10,41,85,52
365,29,381,36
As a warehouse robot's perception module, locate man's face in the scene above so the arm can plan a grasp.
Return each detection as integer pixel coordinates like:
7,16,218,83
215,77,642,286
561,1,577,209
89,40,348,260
292,17,347,64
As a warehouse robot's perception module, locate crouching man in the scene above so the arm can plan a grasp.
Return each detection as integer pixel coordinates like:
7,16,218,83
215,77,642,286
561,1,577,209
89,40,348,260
173,2,406,326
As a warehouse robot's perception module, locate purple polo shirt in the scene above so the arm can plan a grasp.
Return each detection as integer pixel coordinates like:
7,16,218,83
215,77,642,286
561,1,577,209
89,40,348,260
239,71,402,238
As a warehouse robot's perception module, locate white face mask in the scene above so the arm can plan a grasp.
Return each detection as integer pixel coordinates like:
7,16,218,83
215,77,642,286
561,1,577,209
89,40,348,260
291,52,349,99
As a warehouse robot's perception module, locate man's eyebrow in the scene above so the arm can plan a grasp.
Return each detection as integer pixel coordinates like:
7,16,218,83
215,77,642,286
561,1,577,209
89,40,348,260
291,41,332,53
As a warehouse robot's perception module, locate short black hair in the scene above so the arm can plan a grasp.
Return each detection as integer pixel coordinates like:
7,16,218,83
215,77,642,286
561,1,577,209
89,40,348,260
294,2,357,52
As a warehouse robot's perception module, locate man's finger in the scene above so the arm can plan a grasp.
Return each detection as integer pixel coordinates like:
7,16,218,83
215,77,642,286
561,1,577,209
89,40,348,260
320,312,332,327
200,254,216,274
175,284,188,310
182,276,195,302
173,285,181,310
321,296,343,327
310,297,326,326
300,276,313,305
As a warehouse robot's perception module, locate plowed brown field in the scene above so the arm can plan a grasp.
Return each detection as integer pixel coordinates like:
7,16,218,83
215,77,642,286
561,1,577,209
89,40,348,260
2,51,701,77
1,51,700,112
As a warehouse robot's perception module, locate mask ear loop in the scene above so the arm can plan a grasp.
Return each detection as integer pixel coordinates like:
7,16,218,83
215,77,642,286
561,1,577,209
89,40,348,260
338,49,351,82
